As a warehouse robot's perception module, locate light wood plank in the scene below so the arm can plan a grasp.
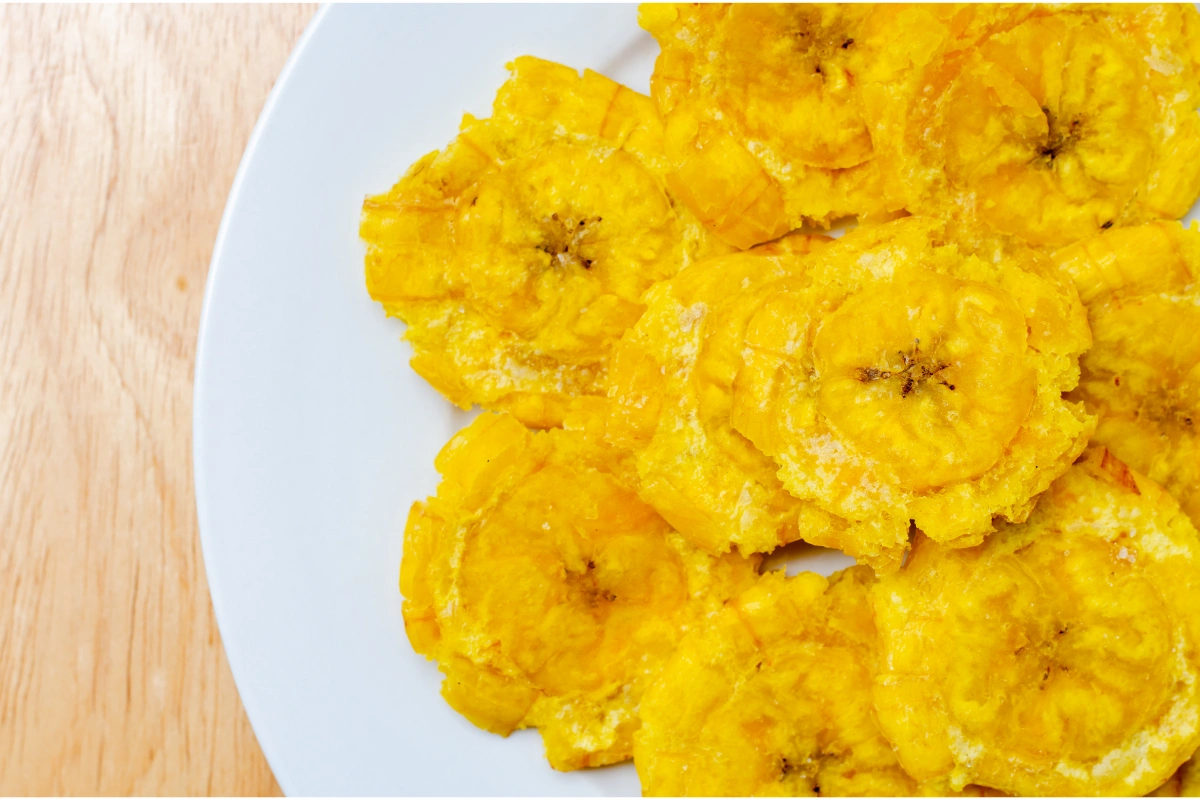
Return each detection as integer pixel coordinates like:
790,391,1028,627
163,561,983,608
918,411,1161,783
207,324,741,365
0,5,316,794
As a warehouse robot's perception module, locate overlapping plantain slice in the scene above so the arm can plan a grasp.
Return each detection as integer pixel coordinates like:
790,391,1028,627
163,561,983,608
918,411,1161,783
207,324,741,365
634,566,919,796
728,216,1093,570
1055,222,1200,530
606,233,845,558
872,447,1200,796
880,4,1200,248
1151,753,1200,797
639,3,1030,248
1185,756,1200,796
362,56,728,429
400,411,759,770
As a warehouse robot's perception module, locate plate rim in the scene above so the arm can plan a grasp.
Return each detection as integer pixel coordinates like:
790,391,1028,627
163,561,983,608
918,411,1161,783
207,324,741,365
192,5,330,794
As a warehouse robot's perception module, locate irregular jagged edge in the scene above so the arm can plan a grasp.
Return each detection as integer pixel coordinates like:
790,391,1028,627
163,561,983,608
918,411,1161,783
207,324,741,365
727,218,1094,569
641,4,1058,248
641,3,897,247
362,56,726,428
604,236,853,560
402,411,760,771
871,448,1200,796
634,566,920,797
1055,221,1200,530
871,5,1200,249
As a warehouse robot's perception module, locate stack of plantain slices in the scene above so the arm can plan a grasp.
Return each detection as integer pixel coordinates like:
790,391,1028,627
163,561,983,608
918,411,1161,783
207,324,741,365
362,4,1200,795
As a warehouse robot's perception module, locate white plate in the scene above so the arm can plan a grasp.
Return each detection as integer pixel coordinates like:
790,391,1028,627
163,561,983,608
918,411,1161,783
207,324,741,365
196,5,663,796
194,5,1200,796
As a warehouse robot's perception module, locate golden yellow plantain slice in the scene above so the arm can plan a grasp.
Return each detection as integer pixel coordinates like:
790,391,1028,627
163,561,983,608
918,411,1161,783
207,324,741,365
1150,752,1199,797
1151,772,1181,797
729,216,1093,571
634,566,919,797
606,233,848,558
361,56,727,428
881,4,1200,248
639,3,1027,248
1056,222,1200,530
872,447,1200,796
400,411,759,770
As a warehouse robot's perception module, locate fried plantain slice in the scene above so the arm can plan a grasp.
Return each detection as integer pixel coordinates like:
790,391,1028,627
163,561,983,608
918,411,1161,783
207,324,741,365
1150,752,1199,797
872,447,1200,796
728,216,1093,571
400,411,759,770
606,233,848,558
881,4,1200,248
634,566,919,797
1187,755,1200,796
1151,772,1182,797
639,3,1025,248
1056,222,1200,530
362,56,728,428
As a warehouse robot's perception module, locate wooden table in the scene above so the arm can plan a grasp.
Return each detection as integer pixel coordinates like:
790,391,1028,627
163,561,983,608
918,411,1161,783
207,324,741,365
0,6,316,794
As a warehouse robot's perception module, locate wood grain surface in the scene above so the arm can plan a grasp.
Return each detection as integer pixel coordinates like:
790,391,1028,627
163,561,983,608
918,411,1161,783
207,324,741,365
0,5,315,794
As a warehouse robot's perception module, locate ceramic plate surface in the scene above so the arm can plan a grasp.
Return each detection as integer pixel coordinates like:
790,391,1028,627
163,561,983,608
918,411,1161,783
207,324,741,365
194,4,1200,796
